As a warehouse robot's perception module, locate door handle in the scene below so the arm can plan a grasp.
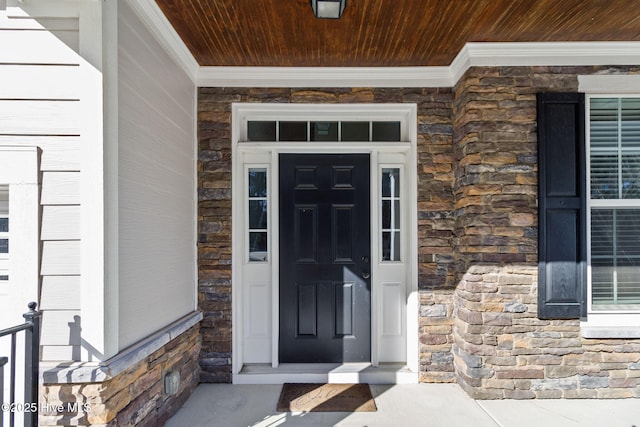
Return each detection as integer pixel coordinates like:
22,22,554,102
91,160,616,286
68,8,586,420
362,271,370,279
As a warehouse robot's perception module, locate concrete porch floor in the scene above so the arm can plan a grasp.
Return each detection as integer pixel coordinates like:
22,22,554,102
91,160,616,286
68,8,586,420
166,383,640,427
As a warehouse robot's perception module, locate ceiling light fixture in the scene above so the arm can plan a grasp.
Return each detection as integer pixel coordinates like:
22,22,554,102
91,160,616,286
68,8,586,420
310,0,346,19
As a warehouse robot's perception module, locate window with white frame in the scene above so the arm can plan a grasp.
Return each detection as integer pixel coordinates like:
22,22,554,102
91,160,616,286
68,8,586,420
381,167,401,261
589,97,640,309
246,120,402,142
247,167,268,262
0,187,8,281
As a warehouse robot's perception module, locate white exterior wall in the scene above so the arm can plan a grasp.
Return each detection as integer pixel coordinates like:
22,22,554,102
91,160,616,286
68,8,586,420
1,0,197,363
0,0,82,361
116,1,196,350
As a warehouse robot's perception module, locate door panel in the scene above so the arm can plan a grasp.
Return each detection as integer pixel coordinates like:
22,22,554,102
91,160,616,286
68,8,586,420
332,205,354,262
335,282,354,335
295,205,318,262
297,283,317,336
279,154,371,363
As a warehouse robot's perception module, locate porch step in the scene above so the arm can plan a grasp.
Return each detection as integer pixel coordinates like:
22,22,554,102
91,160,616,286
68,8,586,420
233,363,418,385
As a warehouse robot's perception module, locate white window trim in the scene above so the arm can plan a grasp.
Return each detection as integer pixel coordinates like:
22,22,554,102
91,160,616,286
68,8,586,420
231,103,418,381
580,81,640,338
380,165,404,263
0,146,39,325
0,193,8,281
245,165,270,264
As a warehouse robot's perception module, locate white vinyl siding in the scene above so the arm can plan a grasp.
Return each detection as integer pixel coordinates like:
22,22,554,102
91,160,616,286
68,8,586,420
0,101,80,135
116,1,196,350
41,172,81,205
39,276,81,310
0,1,81,360
41,206,81,241
0,64,81,99
0,136,80,171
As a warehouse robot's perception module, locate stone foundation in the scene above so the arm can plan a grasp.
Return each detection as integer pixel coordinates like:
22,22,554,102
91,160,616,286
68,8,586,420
453,266,640,399
40,320,201,426
419,290,455,383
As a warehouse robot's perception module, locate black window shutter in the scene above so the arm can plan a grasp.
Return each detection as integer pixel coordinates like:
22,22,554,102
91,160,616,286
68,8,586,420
537,92,586,319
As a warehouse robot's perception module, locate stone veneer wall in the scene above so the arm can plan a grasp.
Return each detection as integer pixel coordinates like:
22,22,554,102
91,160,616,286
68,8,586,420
452,66,640,398
40,324,200,426
198,68,640,398
197,87,457,383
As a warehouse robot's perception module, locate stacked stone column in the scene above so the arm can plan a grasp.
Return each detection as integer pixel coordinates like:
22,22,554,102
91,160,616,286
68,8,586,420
452,66,640,398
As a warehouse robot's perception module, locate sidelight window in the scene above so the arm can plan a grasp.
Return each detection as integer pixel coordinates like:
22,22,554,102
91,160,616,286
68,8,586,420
381,168,401,261
247,168,269,262
589,97,640,308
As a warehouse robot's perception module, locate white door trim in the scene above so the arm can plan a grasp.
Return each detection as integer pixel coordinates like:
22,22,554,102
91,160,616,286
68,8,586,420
231,104,418,382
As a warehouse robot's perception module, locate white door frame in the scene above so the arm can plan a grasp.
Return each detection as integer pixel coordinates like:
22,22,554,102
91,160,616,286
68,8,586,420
231,103,418,378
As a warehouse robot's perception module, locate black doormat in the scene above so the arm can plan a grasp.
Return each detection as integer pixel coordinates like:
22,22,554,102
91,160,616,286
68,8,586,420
277,383,377,412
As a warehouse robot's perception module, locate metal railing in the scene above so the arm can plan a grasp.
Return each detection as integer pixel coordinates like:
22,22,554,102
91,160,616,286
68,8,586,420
0,303,41,427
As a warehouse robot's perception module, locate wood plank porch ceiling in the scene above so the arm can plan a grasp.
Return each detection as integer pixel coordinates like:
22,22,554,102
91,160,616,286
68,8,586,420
156,0,640,67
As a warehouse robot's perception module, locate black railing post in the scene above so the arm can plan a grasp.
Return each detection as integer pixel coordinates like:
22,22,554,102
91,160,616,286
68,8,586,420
22,302,40,427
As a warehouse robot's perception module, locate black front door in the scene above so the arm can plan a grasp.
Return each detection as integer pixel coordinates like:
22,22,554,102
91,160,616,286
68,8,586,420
279,154,371,363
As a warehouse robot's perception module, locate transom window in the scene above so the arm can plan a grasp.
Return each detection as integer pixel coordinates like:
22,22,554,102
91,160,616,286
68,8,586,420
247,120,401,142
589,97,640,308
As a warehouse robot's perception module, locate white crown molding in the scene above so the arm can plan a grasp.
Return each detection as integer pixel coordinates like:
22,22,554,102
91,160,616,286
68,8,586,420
197,66,453,88
126,0,199,83
450,41,640,85
464,41,640,66
199,42,640,88
124,3,640,89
